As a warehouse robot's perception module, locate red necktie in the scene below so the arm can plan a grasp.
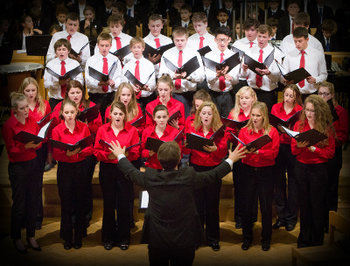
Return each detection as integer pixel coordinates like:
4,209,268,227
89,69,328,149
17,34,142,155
219,52,226,91
135,60,141,99
298,50,305,88
256,49,263,88
60,61,66,98
67,35,72,42
199,36,204,49
102,57,108,92
249,41,254,48
175,50,183,90
154,38,160,48
115,37,122,50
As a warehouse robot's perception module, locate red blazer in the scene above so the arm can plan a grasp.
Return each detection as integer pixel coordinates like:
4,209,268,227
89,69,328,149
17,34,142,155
184,125,228,167
145,97,185,129
2,113,41,162
141,124,182,169
271,102,303,145
94,122,140,163
239,126,280,167
51,120,93,163
291,120,335,164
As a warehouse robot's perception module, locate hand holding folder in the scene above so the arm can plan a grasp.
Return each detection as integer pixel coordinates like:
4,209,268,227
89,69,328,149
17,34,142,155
88,61,118,82
243,49,274,76
69,42,90,57
202,53,241,73
268,111,301,131
50,134,94,151
45,65,83,81
230,132,272,152
99,139,140,151
221,117,248,130
185,126,225,152
275,59,311,84
145,129,183,152
77,104,100,123
163,56,200,78
143,43,175,64
14,120,53,144
280,126,327,147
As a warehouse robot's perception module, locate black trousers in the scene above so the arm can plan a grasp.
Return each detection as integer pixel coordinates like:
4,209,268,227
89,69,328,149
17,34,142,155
241,164,274,242
148,245,195,266
326,146,342,212
85,155,97,222
57,160,89,242
88,92,115,122
209,90,234,118
8,158,41,239
99,162,132,244
35,142,48,225
295,161,327,247
191,163,221,244
273,144,298,225
172,91,194,118
253,89,277,112
49,98,63,110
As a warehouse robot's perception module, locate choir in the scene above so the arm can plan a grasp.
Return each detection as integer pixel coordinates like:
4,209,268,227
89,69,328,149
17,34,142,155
2,1,348,260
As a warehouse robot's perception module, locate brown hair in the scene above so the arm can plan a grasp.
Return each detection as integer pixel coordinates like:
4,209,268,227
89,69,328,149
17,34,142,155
148,14,164,23
66,80,90,109
293,26,308,39
114,82,139,121
193,101,222,132
129,36,145,49
294,12,310,27
56,6,68,17
282,84,302,106
316,81,337,105
54,38,71,52
18,77,46,116
190,89,212,115
157,74,174,92
153,104,169,117
109,101,127,124
257,24,272,36
66,12,79,22
107,14,124,27
191,12,207,23
157,141,181,170
97,32,112,44
245,101,271,134
172,26,189,38
243,18,260,30
59,98,80,120
322,19,337,35
83,6,95,16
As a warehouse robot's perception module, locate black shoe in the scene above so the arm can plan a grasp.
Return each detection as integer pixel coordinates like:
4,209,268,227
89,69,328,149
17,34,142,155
285,223,296,231
27,238,41,251
120,244,129,251
64,241,72,250
209,242,220,251
241,239,252,251
13,240,27,254
73,241,82,249
261,240,270,251
272,219,285,229
104,241,113,250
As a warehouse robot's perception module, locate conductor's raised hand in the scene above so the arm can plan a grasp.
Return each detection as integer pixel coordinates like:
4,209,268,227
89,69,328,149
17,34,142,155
109,140,126,158
228,143,247,163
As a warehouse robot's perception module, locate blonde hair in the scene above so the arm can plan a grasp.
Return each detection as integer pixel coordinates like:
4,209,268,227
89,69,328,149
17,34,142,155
245,101,271,134
114,82,139,121
18,77,46,116
193,101,222,132
157,74,174,92
316,81,336,105
299,95,334,145
129,36,145,49
10,92,27,110
229,86,257,120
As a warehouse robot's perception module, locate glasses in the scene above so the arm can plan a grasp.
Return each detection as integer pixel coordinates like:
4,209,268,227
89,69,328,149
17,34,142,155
318,92,331,97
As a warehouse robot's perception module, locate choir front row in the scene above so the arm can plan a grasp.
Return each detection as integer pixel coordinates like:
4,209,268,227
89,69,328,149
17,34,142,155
2,75,348,257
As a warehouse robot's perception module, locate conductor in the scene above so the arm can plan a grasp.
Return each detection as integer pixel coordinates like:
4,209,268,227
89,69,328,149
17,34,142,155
109,140,246,266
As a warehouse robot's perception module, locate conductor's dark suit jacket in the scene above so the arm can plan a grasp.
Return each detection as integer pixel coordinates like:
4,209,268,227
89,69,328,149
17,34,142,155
117,157,231,249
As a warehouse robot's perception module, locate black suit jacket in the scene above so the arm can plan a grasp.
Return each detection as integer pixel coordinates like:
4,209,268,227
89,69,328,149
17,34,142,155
314,30,340,52
267,7,286,20
277,14,291,40
308,4,334,29
118,157,231,249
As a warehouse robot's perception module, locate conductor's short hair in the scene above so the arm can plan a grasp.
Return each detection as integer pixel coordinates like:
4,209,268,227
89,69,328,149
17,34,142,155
157,141,181,171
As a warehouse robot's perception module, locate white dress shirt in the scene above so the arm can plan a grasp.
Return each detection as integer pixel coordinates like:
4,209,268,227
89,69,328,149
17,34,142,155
241,45,281,91
159,46,205,93
85,52,123,94
122,56,156,97
46,30,90,67
232,37,258,80
280,33,324,55
187,32,216,51
44,57,84,100
204,48,240,92
93,32,132,56
282,45,327,94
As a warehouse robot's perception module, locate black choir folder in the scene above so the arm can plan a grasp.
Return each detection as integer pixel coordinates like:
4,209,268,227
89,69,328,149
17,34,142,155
45,65,83,80
50,134,94,151
14,120,53,144
110,45,131,61
124,70,154,88
243,49,274,76
145,129,184,152
70,41,90,57
230,132,272,151
185,126,225,152
163,56,200,78
37,111,53,127
202,52,241,73
143,43,175,63
268,111,301,131
197,46,212,56
146,110,182,125
26,35,52,56
88,61,118,82
77,104,100,123
131,115,146,128
275,60,311,84
280,126,327,147
98,139,141,151
221,117,248,129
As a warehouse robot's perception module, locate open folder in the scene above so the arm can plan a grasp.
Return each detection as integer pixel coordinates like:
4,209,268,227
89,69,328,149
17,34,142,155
275,59,311,84
37,111,53,127
197,46,212,56
163,56,200,78
186,126,225,152
230,132,272,151
145,129,183,152
50,134,94,151
143,43,175,63
280,126,327,147
14,120,53,144
221,117,248,130
110,45,131,61
268,111,301,131
131,115,146,128
45,65,83,80
26,35,52,56
77,104,100,123
70,41,90,57
243,49,275,76
124,70,154,88
202,52,241,73
88,61,118,82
